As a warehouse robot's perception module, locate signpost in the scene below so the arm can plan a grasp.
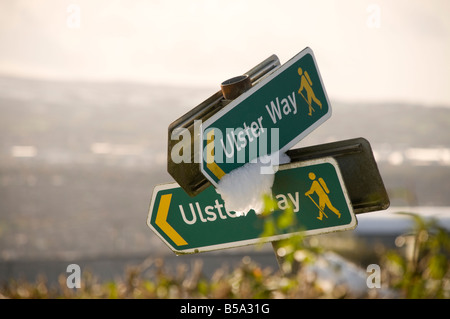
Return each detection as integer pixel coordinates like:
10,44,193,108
147,47,390,260
200,47,332,187
148,158,356,254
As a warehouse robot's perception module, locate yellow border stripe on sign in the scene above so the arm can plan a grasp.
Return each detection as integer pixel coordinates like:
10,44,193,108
206,129,226,180
155,194,188,246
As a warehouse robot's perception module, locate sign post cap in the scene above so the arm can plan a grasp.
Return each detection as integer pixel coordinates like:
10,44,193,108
220,74,252,100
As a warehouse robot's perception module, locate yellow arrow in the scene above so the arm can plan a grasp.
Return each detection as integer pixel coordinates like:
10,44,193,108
155,194,188,246
206,129,226,180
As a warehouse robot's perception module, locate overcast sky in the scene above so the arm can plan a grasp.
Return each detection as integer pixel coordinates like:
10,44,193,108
0,0,449,105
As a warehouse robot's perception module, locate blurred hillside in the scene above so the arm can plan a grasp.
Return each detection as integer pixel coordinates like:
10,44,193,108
0,76,450,262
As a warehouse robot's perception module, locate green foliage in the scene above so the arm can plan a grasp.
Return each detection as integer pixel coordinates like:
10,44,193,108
382,212,450,298
259,194,321,274
0,212,448,299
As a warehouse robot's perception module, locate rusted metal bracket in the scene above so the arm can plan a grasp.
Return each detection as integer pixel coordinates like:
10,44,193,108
167,55,281,197
286,137,390,214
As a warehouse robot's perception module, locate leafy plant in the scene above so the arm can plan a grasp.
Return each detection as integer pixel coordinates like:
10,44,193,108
1,212,448,299
382,212,450,298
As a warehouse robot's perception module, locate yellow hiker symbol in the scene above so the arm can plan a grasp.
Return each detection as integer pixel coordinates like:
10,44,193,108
298,67,322,116
305,172,341,221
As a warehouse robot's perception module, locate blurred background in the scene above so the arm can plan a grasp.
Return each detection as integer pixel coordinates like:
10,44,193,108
1,0,449,287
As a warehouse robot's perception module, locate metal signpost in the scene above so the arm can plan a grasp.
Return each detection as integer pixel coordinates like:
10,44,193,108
148,47,390,258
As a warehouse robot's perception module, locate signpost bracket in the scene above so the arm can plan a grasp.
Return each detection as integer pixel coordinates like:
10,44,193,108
286,137,390,214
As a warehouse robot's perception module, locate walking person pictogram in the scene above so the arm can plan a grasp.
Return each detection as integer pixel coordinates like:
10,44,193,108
298,67,322,116
305,172,341,221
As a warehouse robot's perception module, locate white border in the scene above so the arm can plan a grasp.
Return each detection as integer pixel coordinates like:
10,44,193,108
147,157,356,254
199,47,332,187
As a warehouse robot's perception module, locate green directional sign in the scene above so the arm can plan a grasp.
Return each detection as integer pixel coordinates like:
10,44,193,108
147,158,356,254
200,47,331,187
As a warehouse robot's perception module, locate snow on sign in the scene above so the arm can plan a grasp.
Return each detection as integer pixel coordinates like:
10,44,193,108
200,47,332,187
147,157,356,254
